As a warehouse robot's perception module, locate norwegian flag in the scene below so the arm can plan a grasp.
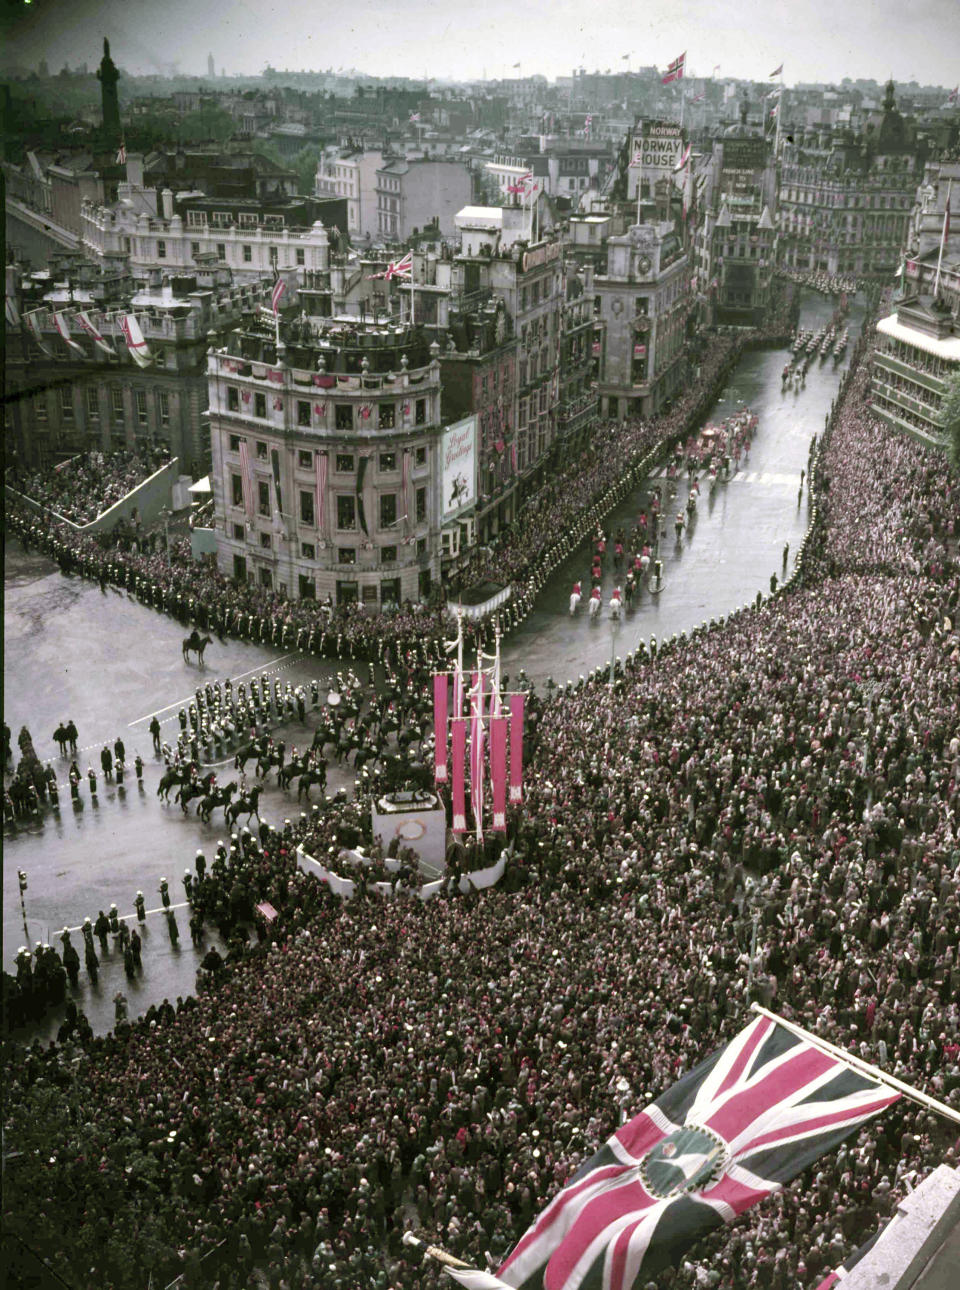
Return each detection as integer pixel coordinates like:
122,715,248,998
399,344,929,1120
498,1014,899,1290
271,268,286,314
662,52,685,84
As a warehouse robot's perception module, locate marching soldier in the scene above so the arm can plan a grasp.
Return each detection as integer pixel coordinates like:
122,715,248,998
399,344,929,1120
159,877,171,909
134,891,146,923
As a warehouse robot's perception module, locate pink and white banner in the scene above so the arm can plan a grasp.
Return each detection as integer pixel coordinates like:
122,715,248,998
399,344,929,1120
75,310,115,356
401,448,410,528
453,663,464,727
119,313,153,368
315,451,327,535
509,693,524,803
470,672,486,830
433,673,448,784
451,718,467,833
24,310,54,356
238,441,256,520
490,714,508,830
53,311,85,355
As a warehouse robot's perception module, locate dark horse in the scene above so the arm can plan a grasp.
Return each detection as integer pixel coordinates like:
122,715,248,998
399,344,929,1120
182,630,212,664
225,785,262,828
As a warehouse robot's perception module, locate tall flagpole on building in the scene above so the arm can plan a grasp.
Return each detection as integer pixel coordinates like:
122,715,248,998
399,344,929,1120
749,1004,960,1125
933,178,952,298
774,68,784,158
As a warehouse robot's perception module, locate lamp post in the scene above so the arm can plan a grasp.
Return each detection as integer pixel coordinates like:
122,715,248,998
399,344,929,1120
609,614,621,689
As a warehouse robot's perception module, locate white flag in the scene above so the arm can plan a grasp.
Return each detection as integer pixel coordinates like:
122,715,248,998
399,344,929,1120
445,1268,515,1290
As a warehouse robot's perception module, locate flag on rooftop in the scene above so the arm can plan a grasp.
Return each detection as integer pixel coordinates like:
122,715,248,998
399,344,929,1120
410,112,421,122
949,86,958,103
496,1014,899,1290
662,52,685,84
770,63,783,77
271,267,286,314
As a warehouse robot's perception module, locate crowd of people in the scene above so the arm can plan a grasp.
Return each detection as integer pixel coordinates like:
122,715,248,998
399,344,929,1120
7,448,170,526
7,289,798,669
5,306,960,1290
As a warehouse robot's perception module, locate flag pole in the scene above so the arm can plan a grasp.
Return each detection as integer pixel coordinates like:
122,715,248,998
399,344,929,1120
401,1232,514,1289
749,1004,960,1125
933,178,952,298
774,68,783,158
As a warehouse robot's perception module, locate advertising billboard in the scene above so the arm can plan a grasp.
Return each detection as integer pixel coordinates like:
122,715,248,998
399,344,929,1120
633,120,684,171
441,415,478,522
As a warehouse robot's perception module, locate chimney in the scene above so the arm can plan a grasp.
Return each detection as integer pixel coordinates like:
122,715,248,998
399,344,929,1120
161,187,174,219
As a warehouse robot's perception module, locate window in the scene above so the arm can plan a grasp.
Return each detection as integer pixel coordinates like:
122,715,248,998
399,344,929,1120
335,404,353,430
338,547,356,565
232,523,245,539
86,387,100,420
415,398,426,425
187,210,208,228
381,545,397,565
258,567,273,588
154,350,167,369
301,542,315,560
216,243,226,262
229,434,242,451
378,402,395,428
233,554,247,581
416,486,427,523
416,537,427,558
379,451,396,473
297,400,312,427
381,576,401,606
212,211,232,228
296,249,305,266
228,388,240,413
256,441,267,460
111,387,124,422
269,245,279,266
158,391,170,425
299,490,315,526
298,449,313,468
260,532,272,549
59,388,74,422
136,390,148,426
379,493,397,529
337,494,356,530
258,481,270,516
336,452,354,472
243,244,252,263
254,392,267,419
191,242,201,257
239,212,259,228
231,474,244,506
157,240,166,258
298,574,315,599
415,446,427,467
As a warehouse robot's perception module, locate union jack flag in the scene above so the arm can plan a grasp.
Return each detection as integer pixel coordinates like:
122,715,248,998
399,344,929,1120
497,1015,899,1290
367,252,413,281
507,171,534,194
662,52,685,84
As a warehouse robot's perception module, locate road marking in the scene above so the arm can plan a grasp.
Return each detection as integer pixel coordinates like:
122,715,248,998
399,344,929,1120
127,652,303,726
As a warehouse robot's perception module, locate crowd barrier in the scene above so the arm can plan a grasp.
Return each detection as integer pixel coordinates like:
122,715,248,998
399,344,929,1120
295,843,505,901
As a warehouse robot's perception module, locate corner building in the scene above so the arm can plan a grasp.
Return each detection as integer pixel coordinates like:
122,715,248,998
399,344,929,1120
209,322,443,607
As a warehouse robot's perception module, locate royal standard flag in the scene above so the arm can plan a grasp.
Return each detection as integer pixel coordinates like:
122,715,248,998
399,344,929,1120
497,1015,899,1290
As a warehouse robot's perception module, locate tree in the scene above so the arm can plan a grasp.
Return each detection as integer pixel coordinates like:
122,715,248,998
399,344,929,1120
939,368,960,469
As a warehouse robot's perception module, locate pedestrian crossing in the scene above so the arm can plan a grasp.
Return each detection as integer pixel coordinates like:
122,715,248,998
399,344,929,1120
727,470,798,489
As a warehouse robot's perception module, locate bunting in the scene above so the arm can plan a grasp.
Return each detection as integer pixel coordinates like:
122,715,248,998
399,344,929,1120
119,313,153,368
24,309,54,356
76,310,116,356
433,674,449,784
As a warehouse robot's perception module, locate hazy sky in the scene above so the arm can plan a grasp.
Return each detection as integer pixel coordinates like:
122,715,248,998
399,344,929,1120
4,0,959,87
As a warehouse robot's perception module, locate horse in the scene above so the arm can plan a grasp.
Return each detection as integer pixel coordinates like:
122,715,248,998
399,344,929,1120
609,594,622,621
176,775,214,813
588,593,602,620
296,768,326,801
182,632,212,665
225,785,262,828
569,589,581,615
234,739,264,772
196,781,238,824
157,767,190,801
277,756,305,792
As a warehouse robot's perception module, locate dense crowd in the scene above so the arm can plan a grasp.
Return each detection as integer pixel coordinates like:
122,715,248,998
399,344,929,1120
10,306,960,1290
7,449,170,525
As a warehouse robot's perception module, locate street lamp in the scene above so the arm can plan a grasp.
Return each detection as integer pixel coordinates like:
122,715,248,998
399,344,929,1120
17,870,28,941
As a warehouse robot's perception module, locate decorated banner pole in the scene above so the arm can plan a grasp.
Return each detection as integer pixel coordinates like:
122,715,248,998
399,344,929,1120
401,1232,513,1289
750,1004,960,1125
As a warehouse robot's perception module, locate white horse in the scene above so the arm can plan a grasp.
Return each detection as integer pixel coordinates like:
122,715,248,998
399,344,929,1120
609,596,622,621
569,590,581,615
588,593,602,620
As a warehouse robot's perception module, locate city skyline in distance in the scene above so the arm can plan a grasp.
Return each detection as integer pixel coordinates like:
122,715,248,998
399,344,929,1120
3,0,960,89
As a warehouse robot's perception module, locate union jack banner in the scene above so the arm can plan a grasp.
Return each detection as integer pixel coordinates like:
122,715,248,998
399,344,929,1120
507,171,534,194
497,1015,899,1290
662,52,685,84
368,252,413,281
